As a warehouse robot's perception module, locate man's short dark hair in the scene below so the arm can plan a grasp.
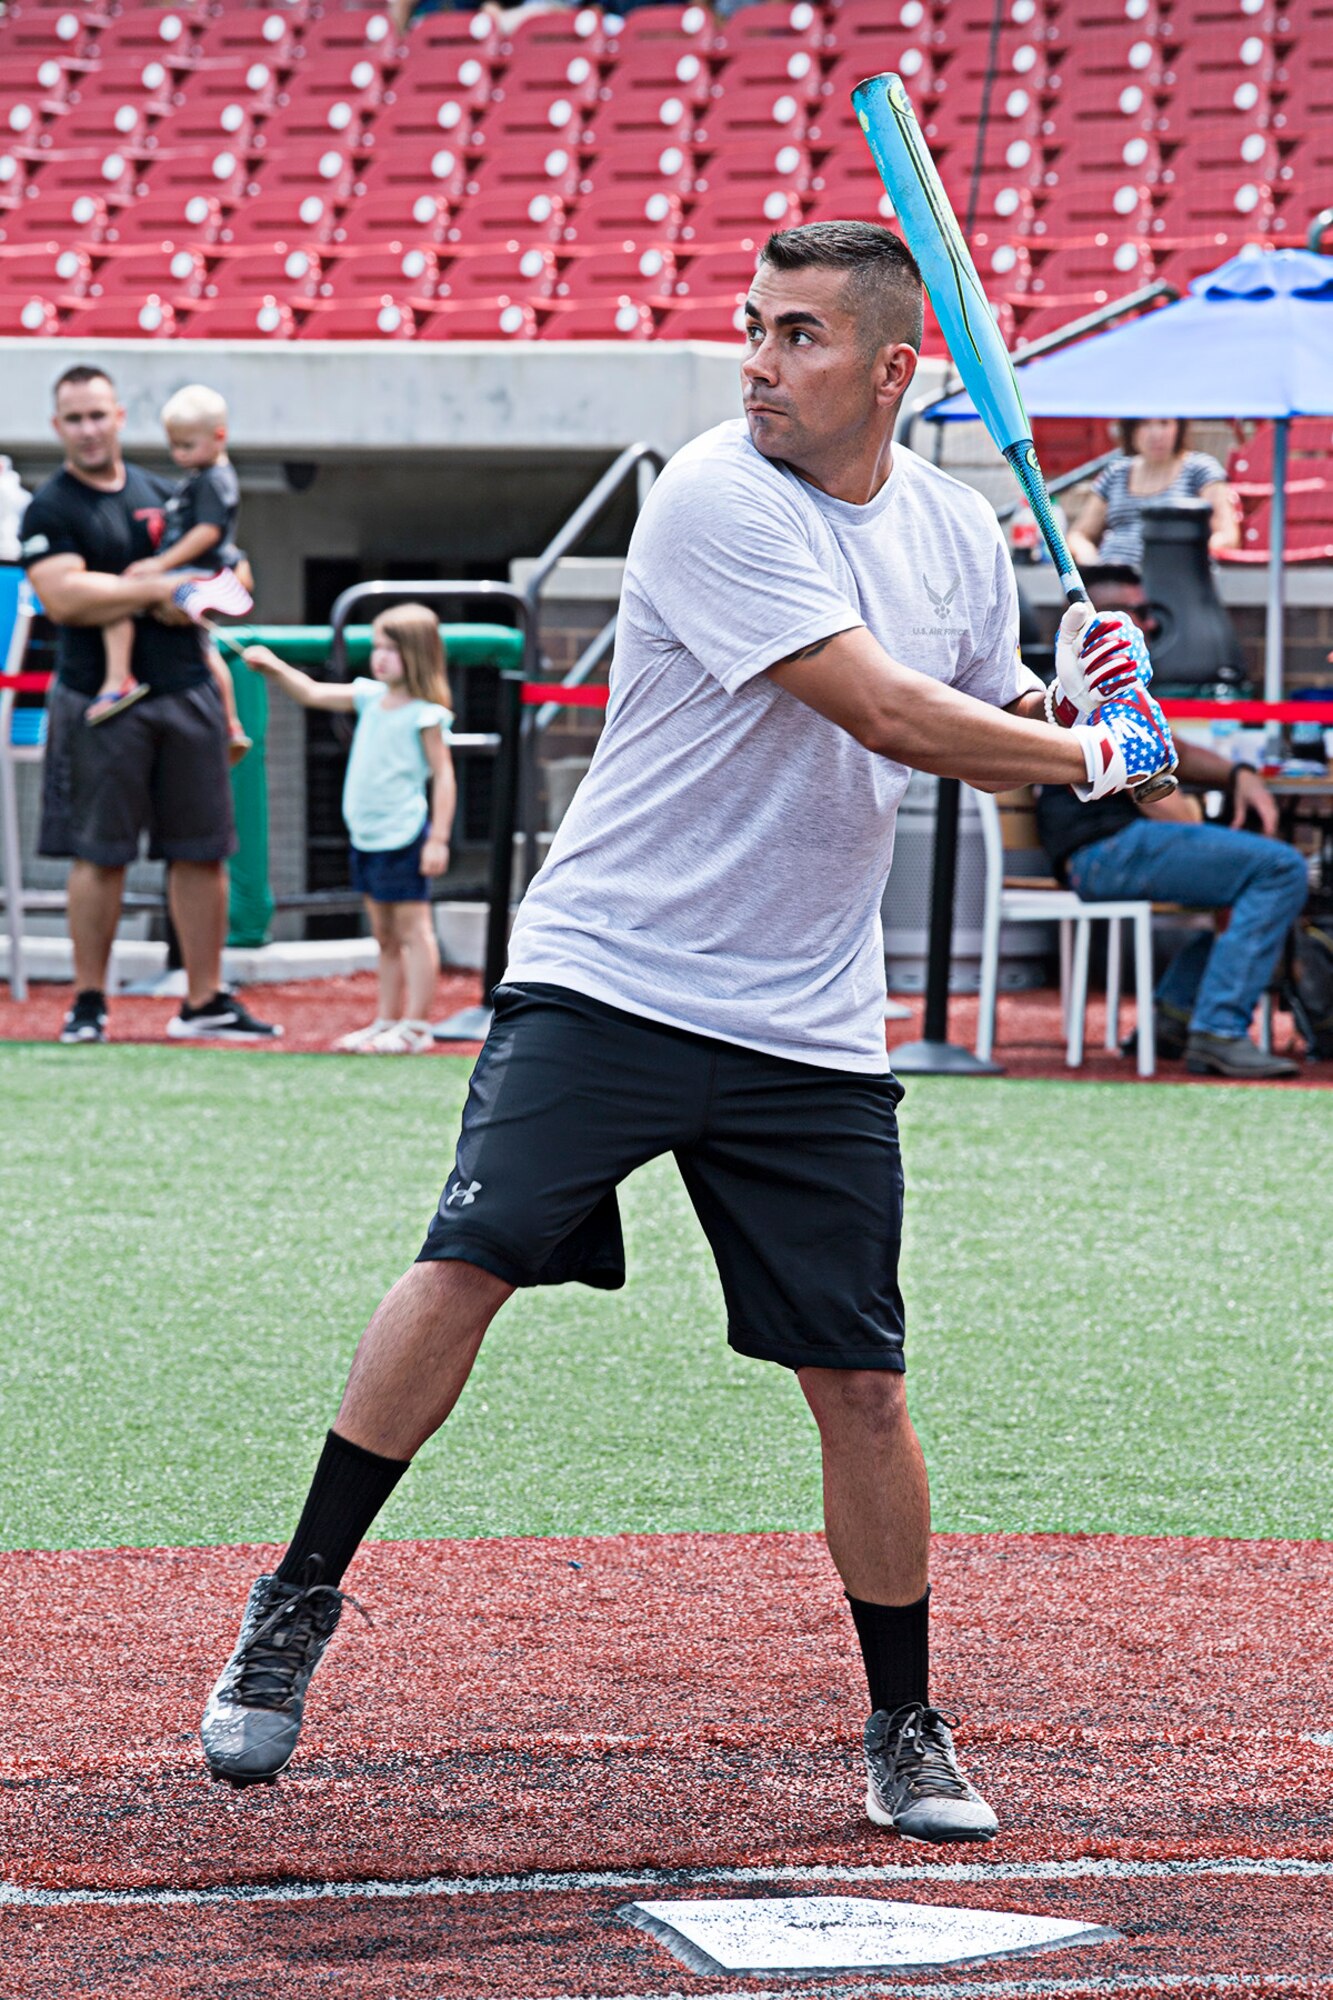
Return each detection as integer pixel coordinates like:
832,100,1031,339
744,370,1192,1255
759,221,925,354
53,363,115,403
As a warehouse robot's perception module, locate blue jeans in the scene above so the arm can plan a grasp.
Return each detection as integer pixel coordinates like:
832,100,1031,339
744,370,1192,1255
1065,821,1308,1039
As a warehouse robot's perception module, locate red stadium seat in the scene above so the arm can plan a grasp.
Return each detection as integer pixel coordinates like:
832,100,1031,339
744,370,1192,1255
694,81,810,151
554,243,677,302
441,185,571,247
605,5,716,61
539,296,657,339
8,237,91,295
87,239,209,298
355,138,473,204
418,296,540,340
560,184,685,247
180,292,299,338
676,183,802,247
61,288,182,334
327,188,453,249
0,189,107,244
670,240,762,299
317,241,441,300
0,288,63,334
202,242,324,303
611,39,717,114
577,138,699,201
256,86,380,164
393,46,499,111
27,145,145,203
435,241,559,301
240,143,365,204
296,294,417,338
654,294,747,341
206,10,302,69
409,12,504,65
93,7,209,73
298,10,406,67
596,81,701,152
713,2,827,63
213,190,337,248
486,87,600,153
138,144,253,203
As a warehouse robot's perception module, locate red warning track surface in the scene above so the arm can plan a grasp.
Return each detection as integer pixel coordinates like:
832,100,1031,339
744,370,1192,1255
3,1533,1332,1996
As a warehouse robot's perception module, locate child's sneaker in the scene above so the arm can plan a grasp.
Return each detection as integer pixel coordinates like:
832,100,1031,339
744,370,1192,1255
362,1019,435,1054
334,1018,394,1052
86,680,151,726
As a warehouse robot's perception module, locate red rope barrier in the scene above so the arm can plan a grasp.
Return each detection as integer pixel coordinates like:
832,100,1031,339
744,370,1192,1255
520,682,609,708
1161,701,1333,723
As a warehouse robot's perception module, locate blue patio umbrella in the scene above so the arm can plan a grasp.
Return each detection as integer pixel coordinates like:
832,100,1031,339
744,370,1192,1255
930,247,1333,699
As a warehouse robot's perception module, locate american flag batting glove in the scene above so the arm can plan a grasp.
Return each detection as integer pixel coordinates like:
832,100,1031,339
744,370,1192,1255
172,570,254,624
1047,605,1153,727
1071,684,1178,801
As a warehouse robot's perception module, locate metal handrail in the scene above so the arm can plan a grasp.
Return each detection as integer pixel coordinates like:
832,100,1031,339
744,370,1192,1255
519,442,663,628
328,577,530,677
1308,207,1333,252
913,280,1179,432
993,446,1122,525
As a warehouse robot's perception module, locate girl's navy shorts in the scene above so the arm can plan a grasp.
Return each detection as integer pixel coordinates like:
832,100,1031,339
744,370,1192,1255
350,826,429,904
418,982,909,1374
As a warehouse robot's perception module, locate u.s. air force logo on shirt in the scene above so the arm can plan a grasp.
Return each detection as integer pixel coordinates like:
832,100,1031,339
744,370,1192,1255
910,570,968,641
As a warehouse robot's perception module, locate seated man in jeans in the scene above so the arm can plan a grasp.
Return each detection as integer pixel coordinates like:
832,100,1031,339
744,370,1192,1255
1036,749,1307,1079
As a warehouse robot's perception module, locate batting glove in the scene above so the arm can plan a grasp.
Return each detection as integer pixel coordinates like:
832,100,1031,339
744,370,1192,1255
1070,684,1178,802
1047,603,1153,727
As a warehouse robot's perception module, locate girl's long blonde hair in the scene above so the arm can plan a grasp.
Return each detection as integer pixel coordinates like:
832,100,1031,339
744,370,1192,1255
374,603,451,709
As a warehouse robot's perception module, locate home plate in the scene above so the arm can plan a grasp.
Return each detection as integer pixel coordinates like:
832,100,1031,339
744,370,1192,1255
621,1896,1118,1976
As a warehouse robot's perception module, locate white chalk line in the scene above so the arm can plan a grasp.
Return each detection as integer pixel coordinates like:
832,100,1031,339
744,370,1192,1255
529,1980,1333,2000
4,1854,1333,1911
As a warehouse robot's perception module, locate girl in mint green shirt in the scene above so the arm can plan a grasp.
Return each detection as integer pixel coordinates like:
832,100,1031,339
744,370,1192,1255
244,605,455,1054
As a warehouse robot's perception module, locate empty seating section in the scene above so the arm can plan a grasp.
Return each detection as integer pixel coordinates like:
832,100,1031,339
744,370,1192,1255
0,0,1323,346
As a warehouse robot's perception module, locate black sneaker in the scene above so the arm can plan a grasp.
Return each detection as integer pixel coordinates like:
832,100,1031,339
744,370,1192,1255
167,990,282,1042
1120,1003,1190,1064
200,1567,366,1785
58,989,107,1044
1185,1031,1299,1080
864,1703,998,1843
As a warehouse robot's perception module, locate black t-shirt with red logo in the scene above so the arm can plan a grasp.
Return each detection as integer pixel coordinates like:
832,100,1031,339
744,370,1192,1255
19,463,209,696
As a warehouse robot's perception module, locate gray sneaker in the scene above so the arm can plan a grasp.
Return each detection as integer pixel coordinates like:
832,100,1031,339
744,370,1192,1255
864,1703,998,1843
200,1569,364,1785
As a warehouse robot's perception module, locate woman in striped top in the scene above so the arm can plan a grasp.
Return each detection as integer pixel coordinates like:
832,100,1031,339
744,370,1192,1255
1069,418,1240,572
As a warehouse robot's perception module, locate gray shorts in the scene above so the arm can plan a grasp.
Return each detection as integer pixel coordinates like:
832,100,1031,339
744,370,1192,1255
39,678,237,867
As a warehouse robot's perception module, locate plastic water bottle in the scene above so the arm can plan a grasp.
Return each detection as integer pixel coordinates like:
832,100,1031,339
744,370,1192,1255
0,457,32,563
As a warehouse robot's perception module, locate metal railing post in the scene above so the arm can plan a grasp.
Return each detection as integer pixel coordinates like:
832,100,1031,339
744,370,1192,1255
484,671,525,1004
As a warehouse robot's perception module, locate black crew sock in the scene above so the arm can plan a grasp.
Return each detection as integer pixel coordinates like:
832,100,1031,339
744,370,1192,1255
847,1587,930,1716
274,1429,410,1589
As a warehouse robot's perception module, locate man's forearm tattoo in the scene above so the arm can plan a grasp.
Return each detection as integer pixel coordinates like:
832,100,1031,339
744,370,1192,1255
778,634,837,668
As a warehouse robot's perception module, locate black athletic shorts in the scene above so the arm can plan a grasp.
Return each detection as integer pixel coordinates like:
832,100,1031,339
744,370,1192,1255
39,677,236,867
418,983,909,1373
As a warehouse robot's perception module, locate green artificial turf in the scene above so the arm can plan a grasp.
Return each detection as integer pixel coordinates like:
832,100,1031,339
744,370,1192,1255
0,1042,1328,1552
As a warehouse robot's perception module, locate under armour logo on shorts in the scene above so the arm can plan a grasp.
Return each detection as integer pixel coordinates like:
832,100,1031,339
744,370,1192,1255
445,1178,481,1207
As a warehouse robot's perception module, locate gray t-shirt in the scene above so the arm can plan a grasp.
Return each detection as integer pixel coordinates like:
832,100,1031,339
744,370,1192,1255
506,419,1038,1073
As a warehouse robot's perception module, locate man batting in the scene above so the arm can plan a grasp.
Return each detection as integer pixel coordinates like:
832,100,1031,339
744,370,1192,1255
199,222,1173,1840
